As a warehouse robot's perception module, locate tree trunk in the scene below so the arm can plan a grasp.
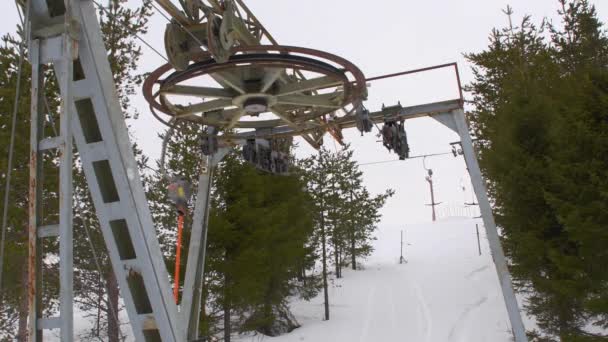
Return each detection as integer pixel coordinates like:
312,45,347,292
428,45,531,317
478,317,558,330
350,227,356,270
332,232,341,279
321,210,329,321
223,272,231,342
338,247,342,278
17,266,28,342
96,275,103,337
106,269,120,342
349,191,356,271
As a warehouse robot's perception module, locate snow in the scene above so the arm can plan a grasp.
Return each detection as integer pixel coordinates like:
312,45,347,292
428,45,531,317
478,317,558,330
237,218,515,342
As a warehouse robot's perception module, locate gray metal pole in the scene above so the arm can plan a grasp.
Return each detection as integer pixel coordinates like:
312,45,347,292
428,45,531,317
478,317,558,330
452,109,527,342
182,148,230,339
400,230,403,264
476,224,482,256
428,178,436,221
28,38,42,342
58,34,75,342
182,161,214,339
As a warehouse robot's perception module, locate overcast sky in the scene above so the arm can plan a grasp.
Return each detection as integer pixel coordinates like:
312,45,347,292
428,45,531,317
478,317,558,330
1,0,606,229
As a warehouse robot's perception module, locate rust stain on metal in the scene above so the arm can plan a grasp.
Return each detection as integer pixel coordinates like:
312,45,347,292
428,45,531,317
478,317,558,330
28,150,37,311
454,63,465,109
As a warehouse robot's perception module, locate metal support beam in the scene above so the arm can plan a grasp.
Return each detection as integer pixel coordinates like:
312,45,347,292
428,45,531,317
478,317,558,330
182,148,230,340
28,27,76,342
28,37,43,342
57,34,75,342
28,0,186,340
450,109,528,342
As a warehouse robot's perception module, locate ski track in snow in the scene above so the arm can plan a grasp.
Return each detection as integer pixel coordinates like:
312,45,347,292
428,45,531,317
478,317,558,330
413,282,433,342
388,280,397,332
235,219,514,342
466,265,490,279
448,296,489,342
358,282,377,342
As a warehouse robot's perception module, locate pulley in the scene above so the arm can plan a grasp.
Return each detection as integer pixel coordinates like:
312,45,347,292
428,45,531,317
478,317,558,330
200,126,219,156
355,105,374,135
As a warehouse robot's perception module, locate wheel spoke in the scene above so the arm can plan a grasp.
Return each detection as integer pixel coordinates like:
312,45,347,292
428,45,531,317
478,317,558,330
271,108,297,126
225,109,247,130
274,75,341,96
276,92,343,108
260,68,284,93
176,98,234,117
161,85,237,99
270,108,319,147
212,71,247,94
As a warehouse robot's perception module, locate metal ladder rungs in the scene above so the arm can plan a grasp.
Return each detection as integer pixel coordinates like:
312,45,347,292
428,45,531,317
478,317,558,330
39,136,62,151
37,224,60,238
139,314,157,331
72,80,94,99
122,259,141,272
37,317,62,330
104,202,126,221
81,141,109,162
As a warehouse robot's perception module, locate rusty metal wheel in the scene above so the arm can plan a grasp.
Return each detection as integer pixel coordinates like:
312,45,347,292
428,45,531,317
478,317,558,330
143,45,367,144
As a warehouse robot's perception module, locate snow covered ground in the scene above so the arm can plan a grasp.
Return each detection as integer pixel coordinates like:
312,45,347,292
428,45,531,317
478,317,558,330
238,218,515,342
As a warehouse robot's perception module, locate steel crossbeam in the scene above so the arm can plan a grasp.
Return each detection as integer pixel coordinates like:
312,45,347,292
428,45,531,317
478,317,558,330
28,2,76,340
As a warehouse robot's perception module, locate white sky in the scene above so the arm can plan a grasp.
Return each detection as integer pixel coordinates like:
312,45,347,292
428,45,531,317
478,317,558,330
1,0,607,227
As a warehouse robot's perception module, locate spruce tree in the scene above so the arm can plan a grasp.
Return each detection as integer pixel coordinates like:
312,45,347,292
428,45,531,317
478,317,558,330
204,153,315,338
466,1,608,339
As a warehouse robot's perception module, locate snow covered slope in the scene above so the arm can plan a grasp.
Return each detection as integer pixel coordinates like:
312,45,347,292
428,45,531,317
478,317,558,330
238,218,515,342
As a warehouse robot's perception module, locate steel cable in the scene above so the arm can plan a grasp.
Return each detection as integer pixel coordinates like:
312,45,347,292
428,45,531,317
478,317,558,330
91,0,169,63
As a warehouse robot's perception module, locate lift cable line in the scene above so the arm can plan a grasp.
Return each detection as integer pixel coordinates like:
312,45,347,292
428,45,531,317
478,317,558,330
91,0,170,62
0,4,28,296
358,151,453,166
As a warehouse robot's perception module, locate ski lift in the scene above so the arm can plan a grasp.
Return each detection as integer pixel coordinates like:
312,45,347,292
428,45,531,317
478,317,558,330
450,141,464,157
381,119,409,159
241,138,291,175
355,105,374,135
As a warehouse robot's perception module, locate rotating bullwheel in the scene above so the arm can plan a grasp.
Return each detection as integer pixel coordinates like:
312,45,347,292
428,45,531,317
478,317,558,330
143,45,368,147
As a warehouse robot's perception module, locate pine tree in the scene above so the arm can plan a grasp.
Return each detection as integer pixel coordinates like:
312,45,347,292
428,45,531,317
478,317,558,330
544,0,608,335
466,1,608,339
301,145,393,320
204,153,315,338
0,33,37,341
